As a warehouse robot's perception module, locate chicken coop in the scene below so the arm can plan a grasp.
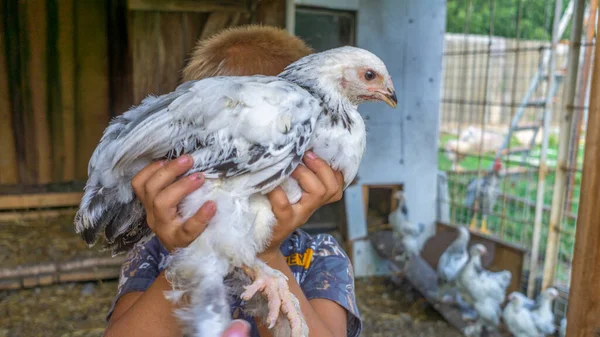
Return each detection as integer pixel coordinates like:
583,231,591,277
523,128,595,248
2,0,600,336
437,0,600,336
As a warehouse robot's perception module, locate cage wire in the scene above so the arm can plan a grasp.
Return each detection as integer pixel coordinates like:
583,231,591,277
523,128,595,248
437,0,593,320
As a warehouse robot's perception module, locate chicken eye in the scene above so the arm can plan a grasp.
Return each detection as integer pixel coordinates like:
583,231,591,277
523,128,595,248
364,70,376,81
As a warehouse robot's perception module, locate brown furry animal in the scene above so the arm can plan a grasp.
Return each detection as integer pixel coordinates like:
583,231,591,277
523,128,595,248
182,24,314,81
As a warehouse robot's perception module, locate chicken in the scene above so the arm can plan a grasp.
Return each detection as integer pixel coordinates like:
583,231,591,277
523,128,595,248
465,158,502,234
389,191,431,257
529,288,559,336
443,126,504,171
503,289,559,337
503,292,540,337
436,226,470,302
559,318,566,337
457,244,511,334
74,46,396,337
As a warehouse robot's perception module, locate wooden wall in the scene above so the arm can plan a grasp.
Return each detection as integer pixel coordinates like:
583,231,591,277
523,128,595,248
0,0,285,191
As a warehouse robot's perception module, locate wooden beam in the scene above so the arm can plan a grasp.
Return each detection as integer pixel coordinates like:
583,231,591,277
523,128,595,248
0,192,82,211
0,208,76,222
57,0,76,181
74,0,110,179
108,0,134,117
199,11,236,41
131,11,160,103
255,0,286,28
25,0,53,183
566,8,600,337
128,0,250,13
0,0,19,185
158,12,187,94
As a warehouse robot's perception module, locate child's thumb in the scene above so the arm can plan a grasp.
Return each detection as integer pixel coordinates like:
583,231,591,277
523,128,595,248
221,319,251,337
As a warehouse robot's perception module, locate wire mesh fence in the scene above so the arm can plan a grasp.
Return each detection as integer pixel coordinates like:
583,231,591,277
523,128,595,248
437,0,594,320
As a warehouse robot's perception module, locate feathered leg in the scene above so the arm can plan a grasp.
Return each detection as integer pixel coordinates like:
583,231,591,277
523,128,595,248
165,243,231,337
480,215,490,234
241,259,308,337
469,214,477,231
239,195,308,337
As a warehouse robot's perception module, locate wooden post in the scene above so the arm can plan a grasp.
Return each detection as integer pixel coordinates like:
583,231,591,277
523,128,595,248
0,0,19,185
74,0,110,179
566,11,600,337
567,0,598,212
540,0,586,292
57,0,76,181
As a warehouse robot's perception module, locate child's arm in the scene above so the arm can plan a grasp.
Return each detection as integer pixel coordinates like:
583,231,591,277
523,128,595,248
105,271,182,337
256,252,349,337
105,157,217,337
256,152,356,337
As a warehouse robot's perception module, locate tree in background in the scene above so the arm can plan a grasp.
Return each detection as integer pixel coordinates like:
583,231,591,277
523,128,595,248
446,0,576,40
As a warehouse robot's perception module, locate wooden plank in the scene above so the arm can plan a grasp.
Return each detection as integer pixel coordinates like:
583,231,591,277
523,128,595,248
182,12,209,59
370,230,506,336
25,0,53,184
158,12,187,94
5,0,29,184
108,0,134,116
0,208,76,222
0,192,83,211
199,11,236,41
74,0,110,179
47,0,65,182
429,223,526,294
566,11,600,337
128,0,249,13
131,11,160,103
0,0,19,185
57,0,76,181
255,0,286,28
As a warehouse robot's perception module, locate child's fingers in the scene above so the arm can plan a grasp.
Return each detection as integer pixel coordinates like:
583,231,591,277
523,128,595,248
267,187,294,225
221,320,251,337
131,161,165,203
144,155,194,207
291,165,326,205
152,173,205,223
178,201,217,245
302,151,339,202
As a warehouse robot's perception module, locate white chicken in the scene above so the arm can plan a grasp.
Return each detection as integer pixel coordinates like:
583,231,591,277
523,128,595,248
389,191,431,257
529,287,560,336
74,47,397,337
436,226,470,302
559,318,566,337
503,288,559,337
457,244,512,335
502,292,540,337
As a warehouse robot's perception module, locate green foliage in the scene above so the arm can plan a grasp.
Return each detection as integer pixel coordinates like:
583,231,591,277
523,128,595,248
446,0,575,40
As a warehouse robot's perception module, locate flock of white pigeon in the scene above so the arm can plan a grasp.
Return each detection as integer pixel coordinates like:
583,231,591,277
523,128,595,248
389,193,567,337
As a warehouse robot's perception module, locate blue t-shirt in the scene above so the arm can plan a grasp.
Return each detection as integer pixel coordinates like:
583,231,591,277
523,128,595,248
107,229,362,337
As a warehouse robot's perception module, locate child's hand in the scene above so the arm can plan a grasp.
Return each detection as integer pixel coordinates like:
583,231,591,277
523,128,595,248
221,320,251,337
259,151,344,262
131,155,217,252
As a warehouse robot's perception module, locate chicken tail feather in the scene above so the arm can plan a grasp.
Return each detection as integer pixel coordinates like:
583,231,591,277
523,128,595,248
74,182,148,254
166,243,231,337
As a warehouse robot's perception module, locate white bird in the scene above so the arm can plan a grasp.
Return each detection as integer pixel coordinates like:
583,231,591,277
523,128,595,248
559,318,566,337
503,288,559,337
465,158,502,234
389,191,430,256
73,46,396,337
503,292,540,337
437,226,470,302
529,288,560,336
457,244,512,334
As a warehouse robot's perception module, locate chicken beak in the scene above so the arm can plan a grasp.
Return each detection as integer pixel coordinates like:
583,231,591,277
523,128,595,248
380,88,397,108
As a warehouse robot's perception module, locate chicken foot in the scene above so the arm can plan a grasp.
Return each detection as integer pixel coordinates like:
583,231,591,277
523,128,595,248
241,260,308,337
